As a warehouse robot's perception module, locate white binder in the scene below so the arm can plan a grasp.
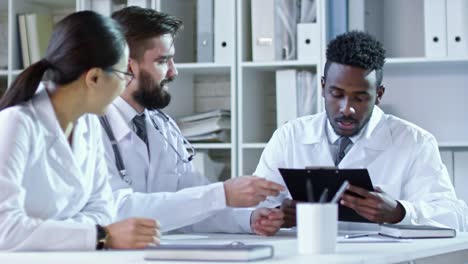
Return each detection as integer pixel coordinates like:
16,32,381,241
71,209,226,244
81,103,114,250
276,69,297,127
252,0,275,61
446,0,468,57
127,0,151,8
423,0,447,57
197,0,214,62
214,0,235,63
297,23,320,63
90,0,112,16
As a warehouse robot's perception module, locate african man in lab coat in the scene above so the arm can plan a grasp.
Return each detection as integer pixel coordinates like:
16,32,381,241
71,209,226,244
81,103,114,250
254,31,466,230
100,7,285,236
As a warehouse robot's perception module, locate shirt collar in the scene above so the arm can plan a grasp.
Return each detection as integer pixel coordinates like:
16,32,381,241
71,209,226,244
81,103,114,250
113,96,142,126
326,117,368,145
325,106,387,150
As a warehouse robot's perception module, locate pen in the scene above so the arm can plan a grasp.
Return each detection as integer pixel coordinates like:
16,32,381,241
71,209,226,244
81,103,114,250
306,179,314,202
331,180,350,203
344,233,374,239
318,188,328,203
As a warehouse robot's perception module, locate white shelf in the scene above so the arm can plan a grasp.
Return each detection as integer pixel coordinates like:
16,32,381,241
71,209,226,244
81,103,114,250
177,63,232,74
386,57,468,65
11,70,22,76
242,143,267,149
241,60,318,69
439,142,468,148
190,143,232,149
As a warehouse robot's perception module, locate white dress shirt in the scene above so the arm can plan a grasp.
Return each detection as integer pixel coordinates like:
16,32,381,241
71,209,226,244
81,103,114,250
254,106,467,230
102,97,251,233
0,84,114,251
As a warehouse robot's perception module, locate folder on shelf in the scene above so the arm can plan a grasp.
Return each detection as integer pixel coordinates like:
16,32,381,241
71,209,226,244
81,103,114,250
327,0,347,41
299,0,317,23
347,0,365,31
214,0,235,63
126,0,151,8
274,0,298,60
0,15,7,69
251,0,275,61
446,0,468,57
276,69,316,127
424,0,448,57
276,69,297,126
26,14,53,65
90,0,112,16
297,23,320,62
197,0,214,62
18,14,30,68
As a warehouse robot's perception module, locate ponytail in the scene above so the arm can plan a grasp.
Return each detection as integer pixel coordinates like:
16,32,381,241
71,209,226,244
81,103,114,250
0,59,50,110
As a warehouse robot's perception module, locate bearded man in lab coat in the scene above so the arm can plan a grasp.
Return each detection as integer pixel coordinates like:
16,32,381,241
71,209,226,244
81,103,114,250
254,31,466,230
100,6,285,236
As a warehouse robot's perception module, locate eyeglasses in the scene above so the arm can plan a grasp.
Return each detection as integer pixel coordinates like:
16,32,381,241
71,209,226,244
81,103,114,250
149,110,196,164
109,68,135,87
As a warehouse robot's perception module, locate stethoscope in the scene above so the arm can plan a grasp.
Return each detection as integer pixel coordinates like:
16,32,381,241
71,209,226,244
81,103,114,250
99,109,196,186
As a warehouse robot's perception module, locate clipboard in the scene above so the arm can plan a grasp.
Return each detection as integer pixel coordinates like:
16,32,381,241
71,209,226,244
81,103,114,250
279,167,374,223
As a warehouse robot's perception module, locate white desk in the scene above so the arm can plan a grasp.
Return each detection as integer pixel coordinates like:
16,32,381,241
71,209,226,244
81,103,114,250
2,231,468,264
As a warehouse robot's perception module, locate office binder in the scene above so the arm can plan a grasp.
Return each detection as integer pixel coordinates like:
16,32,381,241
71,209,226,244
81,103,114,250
276,69,297,127
126,0,150,8
328,0,347,41
446,0,468,57
90,0,112,16
214,0,235,63
348,0,365,31
423,0,447,57
18,15,30,68
297,23,320,62
276,70,316,127
197,0,214,62
252,0,275,61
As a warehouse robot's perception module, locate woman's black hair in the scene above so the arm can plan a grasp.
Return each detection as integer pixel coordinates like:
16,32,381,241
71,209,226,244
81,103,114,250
0,10,126,110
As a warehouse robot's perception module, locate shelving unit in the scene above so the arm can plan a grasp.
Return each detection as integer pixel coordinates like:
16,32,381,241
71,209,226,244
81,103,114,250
236,0,323,174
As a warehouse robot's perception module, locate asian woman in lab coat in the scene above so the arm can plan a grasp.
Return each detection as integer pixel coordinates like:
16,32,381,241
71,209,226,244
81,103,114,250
0,11,160,251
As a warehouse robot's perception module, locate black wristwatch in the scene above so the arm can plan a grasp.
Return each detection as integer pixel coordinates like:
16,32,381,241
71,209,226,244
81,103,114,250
96,225,109,250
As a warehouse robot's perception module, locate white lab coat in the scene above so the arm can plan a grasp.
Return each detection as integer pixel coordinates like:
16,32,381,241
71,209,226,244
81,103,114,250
254,106,467,230
0,85,114,251
102,97,251,233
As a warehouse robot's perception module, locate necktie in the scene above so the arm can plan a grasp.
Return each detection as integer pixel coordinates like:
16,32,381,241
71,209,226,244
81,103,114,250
132,114,148,147
335,137,352,166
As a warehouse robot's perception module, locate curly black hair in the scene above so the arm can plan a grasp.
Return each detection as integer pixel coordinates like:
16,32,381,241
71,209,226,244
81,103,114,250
324,31,386,86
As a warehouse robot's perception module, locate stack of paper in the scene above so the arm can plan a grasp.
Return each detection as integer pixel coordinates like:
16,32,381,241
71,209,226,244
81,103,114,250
177,109,231,142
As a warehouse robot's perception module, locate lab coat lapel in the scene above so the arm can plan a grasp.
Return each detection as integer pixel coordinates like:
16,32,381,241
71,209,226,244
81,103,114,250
301,113,336,167
32,88,82,179
339,107,391,168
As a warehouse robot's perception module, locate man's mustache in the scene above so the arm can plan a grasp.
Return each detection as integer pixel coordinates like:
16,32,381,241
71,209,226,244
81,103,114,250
160,77,174,87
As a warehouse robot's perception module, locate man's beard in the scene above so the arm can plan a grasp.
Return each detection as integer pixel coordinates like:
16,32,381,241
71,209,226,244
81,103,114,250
132,70,172,110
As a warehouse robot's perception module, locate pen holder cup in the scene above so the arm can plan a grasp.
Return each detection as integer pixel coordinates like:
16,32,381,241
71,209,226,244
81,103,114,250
297,203,338,254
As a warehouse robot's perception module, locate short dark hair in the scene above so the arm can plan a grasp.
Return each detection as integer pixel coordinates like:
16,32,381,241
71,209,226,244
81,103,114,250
112,6,183,61
324,31,386,86
0,11,126,110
